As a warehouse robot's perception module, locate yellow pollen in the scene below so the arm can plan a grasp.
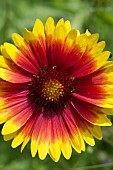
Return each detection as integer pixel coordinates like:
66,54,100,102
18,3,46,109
42,79,64,101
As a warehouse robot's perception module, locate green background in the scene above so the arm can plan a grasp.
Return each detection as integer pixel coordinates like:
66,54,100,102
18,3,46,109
0,0,113,169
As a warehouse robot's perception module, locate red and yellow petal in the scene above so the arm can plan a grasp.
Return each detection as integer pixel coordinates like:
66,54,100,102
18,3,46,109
29,39,47,66
75,85,113,100
4,43,38,74
20,114,37,152
2,103,34,135
30,109,84,161
0,68,31,83
75,72,113,86
67,33,110,77
11,114,36,149
31,113,47,158
71,99,112,126
0,80,27,98
69,104,100,145
72,50,110,78
22,28,48,67
0,90,32,125
12,33,40,70
62,107,85,152
0,53,32,83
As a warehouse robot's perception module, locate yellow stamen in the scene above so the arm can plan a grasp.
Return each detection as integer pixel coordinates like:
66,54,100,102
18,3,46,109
42,79,64,101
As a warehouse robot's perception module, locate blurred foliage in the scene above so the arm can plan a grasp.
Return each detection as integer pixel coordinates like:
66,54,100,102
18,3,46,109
0,0,113,169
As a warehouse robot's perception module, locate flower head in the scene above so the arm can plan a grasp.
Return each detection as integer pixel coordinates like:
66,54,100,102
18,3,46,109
0,17,113,162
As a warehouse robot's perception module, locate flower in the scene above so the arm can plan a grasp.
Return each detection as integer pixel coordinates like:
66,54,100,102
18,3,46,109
0,17,113,162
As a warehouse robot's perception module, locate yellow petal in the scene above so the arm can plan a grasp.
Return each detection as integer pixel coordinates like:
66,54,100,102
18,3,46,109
38,142,49,160
12,132,24,148
93,114,112,126
56,18,64,27
71,132,82,153
96,51,110,69
80,134,85,151
12,33,25,48
102,61,113,72
45,17,55,35
0,45,10,58
61,142,72,160
54,25,66,40
23,28,36,42
82,129,95,146
2,119,20,135
75,34,87,53
0,56,11,69
64,20,71,34
31,138,39,157
4,43,17,60
91,41,105,55
21,136,30,152
66,29,77,46
49,140,61,162
101,108,113,115
87,33,99,46
0,113,8,124
77,30,80,36
88,125,102,140
32,19,44,37
98,97,113,108
3,132,17,141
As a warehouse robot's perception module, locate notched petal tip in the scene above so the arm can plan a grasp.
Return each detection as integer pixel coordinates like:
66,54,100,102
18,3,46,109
21,137,30,152
23,28,36,42
49,150,61,162
85,29,91,36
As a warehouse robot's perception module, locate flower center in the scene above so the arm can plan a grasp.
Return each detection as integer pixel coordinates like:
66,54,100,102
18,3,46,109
28,66,75,112
42,79,64,102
